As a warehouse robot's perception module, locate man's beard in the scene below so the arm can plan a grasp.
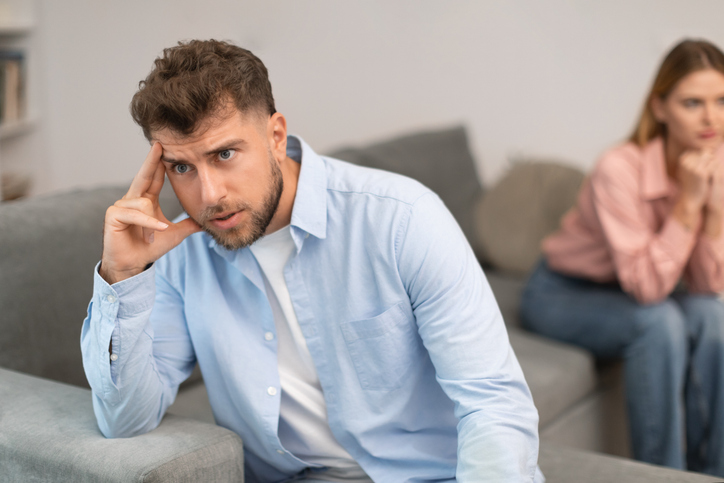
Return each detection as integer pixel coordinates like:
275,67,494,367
194,154,284,250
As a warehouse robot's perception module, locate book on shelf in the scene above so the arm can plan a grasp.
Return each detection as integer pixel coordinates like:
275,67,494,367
0,49,25,126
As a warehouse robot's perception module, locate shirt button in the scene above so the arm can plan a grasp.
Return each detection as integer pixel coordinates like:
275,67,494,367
276,449,285,455
106,294,116,303
264,332,274,341
305,233,310,239
110,353,119,362
267,386,277,396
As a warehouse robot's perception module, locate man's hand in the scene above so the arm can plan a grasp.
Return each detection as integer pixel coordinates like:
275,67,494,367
99,143,202,284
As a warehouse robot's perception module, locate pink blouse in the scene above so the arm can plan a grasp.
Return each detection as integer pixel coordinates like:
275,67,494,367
543,137,724,304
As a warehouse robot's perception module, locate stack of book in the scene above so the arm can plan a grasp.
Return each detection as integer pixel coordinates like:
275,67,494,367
0,50,25,126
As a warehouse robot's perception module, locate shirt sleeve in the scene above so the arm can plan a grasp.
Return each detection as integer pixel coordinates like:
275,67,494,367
395,192,540,482
589,152,698,304
80,261,196,438
686,225,724,293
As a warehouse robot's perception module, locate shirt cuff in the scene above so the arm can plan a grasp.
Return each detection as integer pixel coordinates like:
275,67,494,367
93,261,157,318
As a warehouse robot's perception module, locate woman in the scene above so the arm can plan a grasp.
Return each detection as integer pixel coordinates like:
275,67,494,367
520,39,724,476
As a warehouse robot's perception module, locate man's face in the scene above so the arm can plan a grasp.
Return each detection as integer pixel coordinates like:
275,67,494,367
153,109,284,250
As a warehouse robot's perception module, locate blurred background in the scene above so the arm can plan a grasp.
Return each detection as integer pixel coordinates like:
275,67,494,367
2,0,724,199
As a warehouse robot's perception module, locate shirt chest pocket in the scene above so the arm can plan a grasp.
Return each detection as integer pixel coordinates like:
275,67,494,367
340,302,422,390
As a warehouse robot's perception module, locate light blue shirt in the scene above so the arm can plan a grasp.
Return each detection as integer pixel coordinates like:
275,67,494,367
81,136,541,482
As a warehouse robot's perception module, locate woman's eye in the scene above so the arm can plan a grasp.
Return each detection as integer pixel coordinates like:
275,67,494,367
218,149,235,161
683,99,701,108
173,164,190,174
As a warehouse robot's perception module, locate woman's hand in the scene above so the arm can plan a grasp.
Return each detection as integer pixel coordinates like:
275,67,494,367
679,149,717,205
703,154,724,238
673,149,718,230
705,156,724,211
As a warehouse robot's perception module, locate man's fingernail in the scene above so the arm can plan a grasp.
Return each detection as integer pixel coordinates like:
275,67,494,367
159,222,168,229
149,233,155,243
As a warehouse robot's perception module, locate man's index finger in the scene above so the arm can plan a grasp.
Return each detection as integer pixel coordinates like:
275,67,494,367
146,154,167,199
127,142,163,199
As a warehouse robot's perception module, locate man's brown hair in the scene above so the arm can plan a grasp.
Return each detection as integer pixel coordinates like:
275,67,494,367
131,39,276,140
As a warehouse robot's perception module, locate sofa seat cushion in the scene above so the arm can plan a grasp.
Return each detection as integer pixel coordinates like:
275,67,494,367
508,327,597,427
539,444,713,482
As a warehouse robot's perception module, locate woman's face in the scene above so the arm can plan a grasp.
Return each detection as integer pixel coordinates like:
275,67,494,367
652,68,724,153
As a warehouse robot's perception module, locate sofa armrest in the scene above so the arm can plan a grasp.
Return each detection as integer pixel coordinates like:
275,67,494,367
0,368,244,482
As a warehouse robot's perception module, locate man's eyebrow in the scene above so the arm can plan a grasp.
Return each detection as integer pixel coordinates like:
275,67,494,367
204,138,248,157
160,155,184,164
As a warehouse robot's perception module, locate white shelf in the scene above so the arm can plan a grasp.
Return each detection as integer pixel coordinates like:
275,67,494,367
0,20,32,36
0,117,35,139
0,24,31,35
0,1,37,201
0,0,35,34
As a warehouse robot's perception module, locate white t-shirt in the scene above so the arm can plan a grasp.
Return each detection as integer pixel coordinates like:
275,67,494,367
249,226,371,481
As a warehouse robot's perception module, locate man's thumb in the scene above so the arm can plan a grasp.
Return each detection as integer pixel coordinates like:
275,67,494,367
170,217,203,245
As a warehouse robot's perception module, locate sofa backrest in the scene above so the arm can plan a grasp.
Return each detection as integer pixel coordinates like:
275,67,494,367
0,185,182,387
328,126,484,252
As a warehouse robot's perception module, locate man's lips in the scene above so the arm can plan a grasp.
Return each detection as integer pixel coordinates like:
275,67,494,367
216,212,235,221
208,210,243,230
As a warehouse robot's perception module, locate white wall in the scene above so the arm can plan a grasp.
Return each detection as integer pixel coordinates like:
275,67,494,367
26,0,724,195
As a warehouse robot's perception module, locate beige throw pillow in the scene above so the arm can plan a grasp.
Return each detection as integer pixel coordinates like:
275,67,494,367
475,162,584,275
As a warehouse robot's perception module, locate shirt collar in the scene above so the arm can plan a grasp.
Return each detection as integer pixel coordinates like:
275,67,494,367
641,137,673,200
287,135,328,240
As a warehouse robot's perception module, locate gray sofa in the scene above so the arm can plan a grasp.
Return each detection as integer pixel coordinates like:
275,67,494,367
0,126,717,482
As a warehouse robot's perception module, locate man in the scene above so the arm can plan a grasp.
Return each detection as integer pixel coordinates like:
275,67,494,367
81,39,543,482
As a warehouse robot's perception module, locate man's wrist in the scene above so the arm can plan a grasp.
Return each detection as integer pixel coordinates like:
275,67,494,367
99,262,153,285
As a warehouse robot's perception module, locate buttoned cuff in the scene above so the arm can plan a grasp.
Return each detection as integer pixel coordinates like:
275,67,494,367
93,262,157,318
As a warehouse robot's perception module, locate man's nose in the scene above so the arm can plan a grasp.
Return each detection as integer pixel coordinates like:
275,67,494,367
198,167,226,207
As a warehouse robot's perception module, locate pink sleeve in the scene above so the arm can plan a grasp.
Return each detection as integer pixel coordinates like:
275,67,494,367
686,228,724,293
590,151,697,304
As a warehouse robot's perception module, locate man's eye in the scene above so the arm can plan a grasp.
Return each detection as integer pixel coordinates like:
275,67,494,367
218,149,235,161
173,164,190,174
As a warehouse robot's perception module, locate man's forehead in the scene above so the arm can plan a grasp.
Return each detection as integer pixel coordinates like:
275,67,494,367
151,108,267,145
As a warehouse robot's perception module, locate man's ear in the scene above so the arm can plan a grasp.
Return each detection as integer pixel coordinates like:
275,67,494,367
267,112,288,163
650,96,667,124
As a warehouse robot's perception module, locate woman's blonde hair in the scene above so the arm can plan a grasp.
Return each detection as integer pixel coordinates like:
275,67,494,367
630,39,724,147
